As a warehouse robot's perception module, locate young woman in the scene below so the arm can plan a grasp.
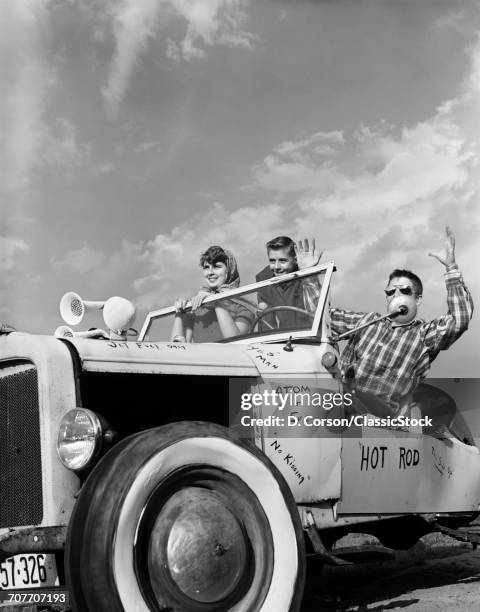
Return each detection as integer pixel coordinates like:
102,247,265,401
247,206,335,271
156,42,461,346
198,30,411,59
171,246,254,342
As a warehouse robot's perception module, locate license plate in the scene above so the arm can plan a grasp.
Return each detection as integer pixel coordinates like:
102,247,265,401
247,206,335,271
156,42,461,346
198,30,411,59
0,554,58,590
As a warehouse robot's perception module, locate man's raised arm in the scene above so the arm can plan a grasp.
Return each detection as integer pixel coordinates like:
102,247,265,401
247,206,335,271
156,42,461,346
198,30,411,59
425,226,473,354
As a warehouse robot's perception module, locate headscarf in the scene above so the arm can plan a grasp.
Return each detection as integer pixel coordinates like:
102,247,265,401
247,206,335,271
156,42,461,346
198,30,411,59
198,246,258,315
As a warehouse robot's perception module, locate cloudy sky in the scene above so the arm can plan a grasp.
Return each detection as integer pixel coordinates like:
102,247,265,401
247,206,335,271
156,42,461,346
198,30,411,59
1,0,479,377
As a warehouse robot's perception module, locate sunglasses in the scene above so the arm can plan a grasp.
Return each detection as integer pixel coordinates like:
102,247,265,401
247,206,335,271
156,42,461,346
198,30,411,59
384,285,415,297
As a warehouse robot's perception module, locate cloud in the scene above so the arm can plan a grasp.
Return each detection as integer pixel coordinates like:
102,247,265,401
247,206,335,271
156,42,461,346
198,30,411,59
432,7,470,32
172,0,256,60
252,30,480,251
254,130,349,192
0,237,30,273
165,37,181,62
0,235,29,320
93,162,115,176
275,130,345,159
254,37,480,326
0,3,89,199
52,243,106,274
102,0,162,116
255,156,351,194
466,32,480,95
51,239,149,296
0,0,52,197
41,118,92,173
134,141,163,154
103,0,256,115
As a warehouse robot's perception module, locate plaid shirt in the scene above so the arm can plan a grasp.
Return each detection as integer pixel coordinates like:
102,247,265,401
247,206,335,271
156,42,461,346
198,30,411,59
330,266,473,411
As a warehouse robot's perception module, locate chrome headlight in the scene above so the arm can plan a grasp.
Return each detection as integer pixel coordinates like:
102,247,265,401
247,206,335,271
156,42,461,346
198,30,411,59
57,408,102,471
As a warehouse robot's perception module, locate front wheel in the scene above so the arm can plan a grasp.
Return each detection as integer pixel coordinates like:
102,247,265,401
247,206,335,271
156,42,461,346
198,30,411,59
65,422,305,612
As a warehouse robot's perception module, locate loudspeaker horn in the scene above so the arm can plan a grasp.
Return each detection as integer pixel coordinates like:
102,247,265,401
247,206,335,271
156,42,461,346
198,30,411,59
54,326,109,339
59,292,105,326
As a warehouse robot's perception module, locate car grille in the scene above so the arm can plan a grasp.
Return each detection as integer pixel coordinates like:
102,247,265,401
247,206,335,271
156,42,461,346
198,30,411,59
0,363,43,528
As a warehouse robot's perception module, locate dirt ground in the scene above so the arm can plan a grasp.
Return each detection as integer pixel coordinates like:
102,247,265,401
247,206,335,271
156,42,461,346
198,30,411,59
1,534,479,612
302,534,480,612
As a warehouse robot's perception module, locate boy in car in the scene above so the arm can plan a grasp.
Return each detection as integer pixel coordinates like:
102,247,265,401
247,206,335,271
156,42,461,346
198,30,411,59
255,236,322,330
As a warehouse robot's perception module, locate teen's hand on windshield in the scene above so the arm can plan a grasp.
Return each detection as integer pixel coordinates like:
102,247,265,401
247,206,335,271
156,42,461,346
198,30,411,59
295,238,323,270
428,226,456,268
174,298,189,313
191,291,211,311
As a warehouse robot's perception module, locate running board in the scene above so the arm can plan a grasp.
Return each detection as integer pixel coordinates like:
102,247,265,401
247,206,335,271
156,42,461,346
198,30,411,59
430,521,480,547
304,511,395,566
305,522,351,566
332,545,395,563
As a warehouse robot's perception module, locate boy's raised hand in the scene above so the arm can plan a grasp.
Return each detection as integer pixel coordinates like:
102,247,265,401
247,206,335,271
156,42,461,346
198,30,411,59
295,238,323,270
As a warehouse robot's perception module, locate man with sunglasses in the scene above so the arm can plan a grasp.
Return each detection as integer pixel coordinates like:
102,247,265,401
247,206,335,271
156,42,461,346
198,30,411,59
330,226,473,415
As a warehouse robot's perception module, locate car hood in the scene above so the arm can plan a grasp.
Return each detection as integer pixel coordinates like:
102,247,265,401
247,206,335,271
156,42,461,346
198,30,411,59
63,337,261,377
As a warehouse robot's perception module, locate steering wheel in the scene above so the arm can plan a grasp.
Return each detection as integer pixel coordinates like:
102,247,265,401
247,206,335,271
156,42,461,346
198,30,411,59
250,306,315,332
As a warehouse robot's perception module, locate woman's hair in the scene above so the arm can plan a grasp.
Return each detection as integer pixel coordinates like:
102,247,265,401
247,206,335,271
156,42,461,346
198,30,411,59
200,245,228,267
199,245,239,286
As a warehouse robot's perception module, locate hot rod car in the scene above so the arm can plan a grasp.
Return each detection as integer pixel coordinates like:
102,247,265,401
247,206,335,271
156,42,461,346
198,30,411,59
1,261,479,611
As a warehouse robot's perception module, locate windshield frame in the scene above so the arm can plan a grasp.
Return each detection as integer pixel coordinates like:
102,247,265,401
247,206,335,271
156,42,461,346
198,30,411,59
138,260,335,343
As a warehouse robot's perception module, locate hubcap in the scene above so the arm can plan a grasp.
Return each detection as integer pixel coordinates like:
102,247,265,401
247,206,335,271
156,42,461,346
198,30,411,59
148,487,249,604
